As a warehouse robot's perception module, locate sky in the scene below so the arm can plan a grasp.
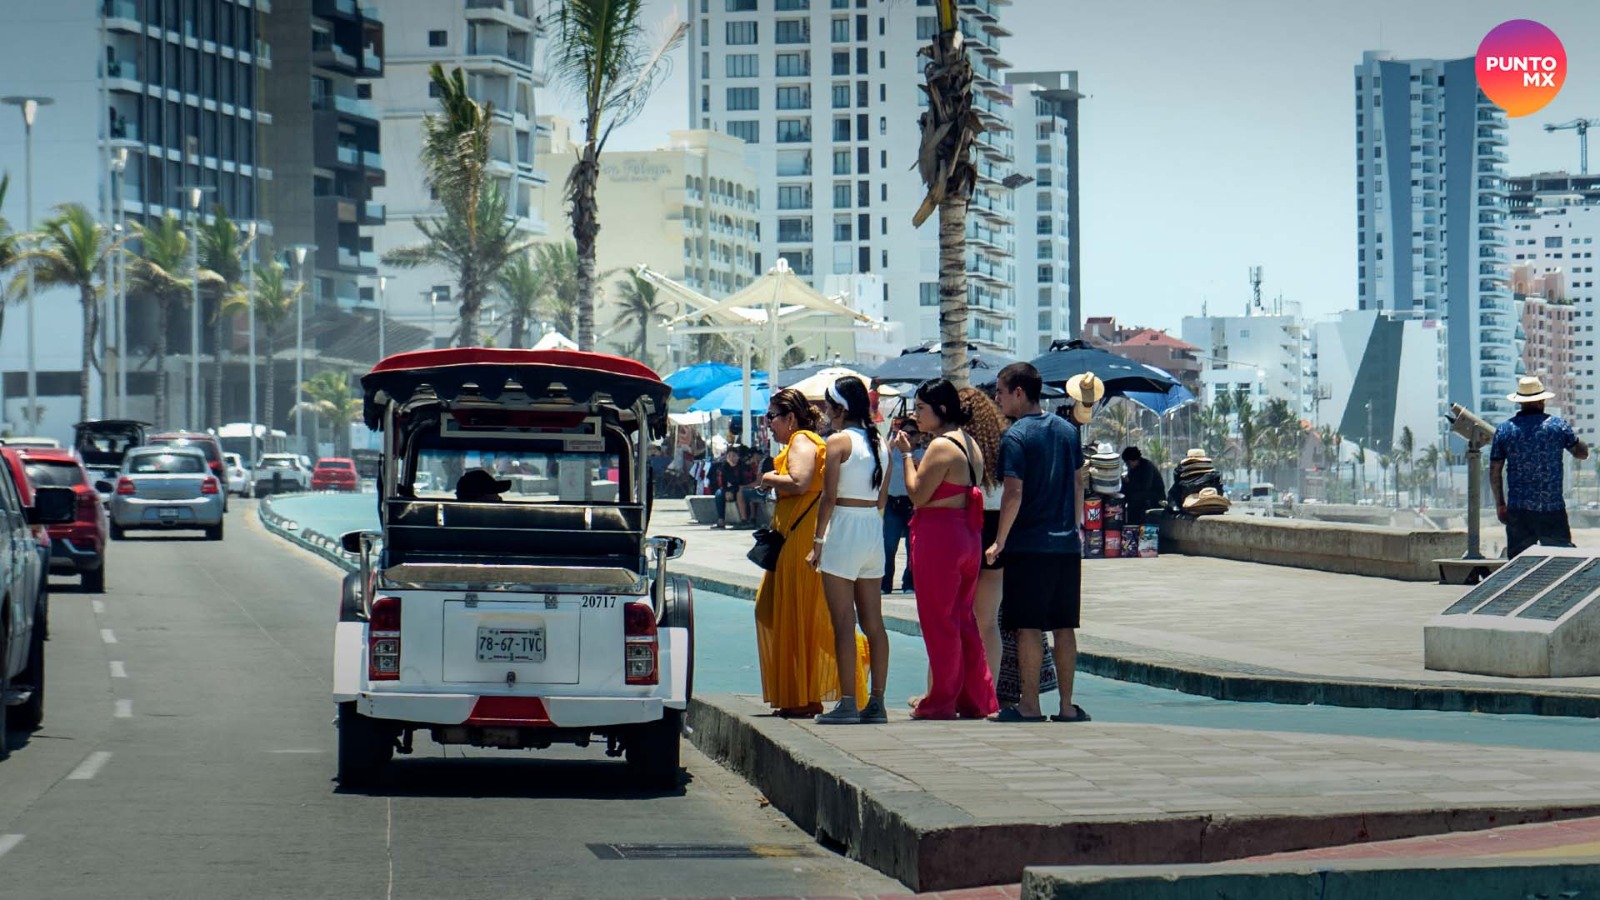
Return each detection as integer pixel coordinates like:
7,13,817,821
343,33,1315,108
540,0,1600,334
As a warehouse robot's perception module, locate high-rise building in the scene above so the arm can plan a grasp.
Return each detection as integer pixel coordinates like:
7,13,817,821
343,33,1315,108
1312,308,1447,461
688,0,1024,354
1007,70,1081,353
1506,172,1600,427
1354,50,1516,421
262,0,386,313
366,0,547,343
0,0,273,437
1181,303,1313,418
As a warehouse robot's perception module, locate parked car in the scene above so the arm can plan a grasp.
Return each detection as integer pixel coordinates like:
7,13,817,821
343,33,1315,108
253,453,312,497
0,476,76,756
75,420,152,507
103,447,225,541
18,449,108,593
146,432,228,512
1,449,55,600
1,437,61,449
312,457,359,492
223,453,252,497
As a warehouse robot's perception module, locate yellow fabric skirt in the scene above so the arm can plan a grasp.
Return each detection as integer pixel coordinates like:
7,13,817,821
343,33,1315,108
754,513,869,709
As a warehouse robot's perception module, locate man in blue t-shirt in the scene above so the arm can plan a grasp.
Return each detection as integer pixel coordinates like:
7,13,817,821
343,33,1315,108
1490,376,1589,558
987,362,1089,723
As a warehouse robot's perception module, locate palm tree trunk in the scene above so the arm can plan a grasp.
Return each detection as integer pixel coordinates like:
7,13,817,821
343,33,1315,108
263,331,276,434
938,195,969,388
154,299,170,429
211,306,225,430
570,144,601,352
510,313,525,350
79,288,96,423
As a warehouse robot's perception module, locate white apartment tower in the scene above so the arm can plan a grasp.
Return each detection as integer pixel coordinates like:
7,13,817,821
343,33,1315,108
1354,51,1517,422
688,0,1024,353
367,0,547,342
1007,70,1081,354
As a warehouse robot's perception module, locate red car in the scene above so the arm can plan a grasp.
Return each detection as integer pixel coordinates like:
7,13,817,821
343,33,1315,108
312,458,359,492
0,448,55,595
17,449,108,592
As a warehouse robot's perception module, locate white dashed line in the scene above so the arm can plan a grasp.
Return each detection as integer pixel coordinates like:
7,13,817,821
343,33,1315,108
66,751,112,781
0,835,21,860
268,749,323,754
114,700,132,719
109,661,127,678
99,629,117,645
91,600,106,615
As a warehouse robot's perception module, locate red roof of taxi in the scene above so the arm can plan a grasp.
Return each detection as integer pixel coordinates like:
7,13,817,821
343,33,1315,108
368,348,661,383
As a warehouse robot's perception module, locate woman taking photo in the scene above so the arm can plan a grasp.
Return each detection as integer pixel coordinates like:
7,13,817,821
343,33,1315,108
807,377,892,725
755,388,867,717
891,379,998,720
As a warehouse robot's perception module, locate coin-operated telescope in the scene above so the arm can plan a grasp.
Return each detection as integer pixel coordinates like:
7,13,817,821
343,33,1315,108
1445,403,1496,559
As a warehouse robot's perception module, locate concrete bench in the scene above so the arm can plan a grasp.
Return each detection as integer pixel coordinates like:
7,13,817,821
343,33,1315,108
686,493,773,528
1158,513,1467,581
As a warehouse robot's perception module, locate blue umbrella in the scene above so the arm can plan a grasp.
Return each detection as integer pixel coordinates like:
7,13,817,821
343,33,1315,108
1124,384,1196,416
1029,339,1180,396
663,362,742,400
688,380,772,416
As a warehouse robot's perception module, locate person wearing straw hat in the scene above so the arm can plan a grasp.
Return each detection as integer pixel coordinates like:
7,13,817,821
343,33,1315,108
1490,376,1589,558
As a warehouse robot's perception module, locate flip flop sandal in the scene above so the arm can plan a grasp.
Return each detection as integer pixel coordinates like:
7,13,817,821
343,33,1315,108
1050,705,1092,723
992,707,1047,723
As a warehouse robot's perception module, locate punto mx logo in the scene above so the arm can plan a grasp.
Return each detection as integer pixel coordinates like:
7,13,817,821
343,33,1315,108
1476,19,1566,117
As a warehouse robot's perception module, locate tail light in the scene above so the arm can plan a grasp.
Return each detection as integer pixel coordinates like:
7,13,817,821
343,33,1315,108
623,600,658,685
76,492,98,520
116,478,136,495
200,477,220,495
369,596,401,681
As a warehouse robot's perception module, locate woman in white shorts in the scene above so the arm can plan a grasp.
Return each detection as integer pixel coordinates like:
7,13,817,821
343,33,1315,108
807,376,891,724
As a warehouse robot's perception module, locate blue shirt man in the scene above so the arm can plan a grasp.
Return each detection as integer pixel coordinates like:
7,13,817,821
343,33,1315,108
1489,376,1590,558
881,432,924,593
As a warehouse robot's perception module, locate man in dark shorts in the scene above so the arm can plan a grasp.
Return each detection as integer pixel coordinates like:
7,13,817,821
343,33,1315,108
986,362,1089,723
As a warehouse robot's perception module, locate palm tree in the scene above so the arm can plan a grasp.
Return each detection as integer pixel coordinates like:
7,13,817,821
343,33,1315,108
1092,399,1142,449
0,174,14,343
1144,435,1170,479
14,204,123,422
1397,425,1416,505
549,0,687,351
198,207,253,429
295,370,361,458
1417,444,1440,507
495,252,539,349
128,213,220,429
913,0,979,388
610,271,670,367
219,260,299,435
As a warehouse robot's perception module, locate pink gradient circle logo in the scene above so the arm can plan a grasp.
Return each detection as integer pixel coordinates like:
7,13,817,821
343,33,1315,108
1476,19,1566,117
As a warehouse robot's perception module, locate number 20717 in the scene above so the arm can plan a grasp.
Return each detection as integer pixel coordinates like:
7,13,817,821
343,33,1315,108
581,595,616,608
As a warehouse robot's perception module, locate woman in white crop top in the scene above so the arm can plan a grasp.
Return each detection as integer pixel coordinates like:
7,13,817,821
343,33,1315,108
807,376,891,724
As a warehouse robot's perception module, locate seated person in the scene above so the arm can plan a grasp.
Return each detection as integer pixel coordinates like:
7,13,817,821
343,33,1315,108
455,468,511,502
709,446,756,528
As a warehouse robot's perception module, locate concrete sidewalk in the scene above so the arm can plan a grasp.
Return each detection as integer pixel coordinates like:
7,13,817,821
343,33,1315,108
650,500,1600,715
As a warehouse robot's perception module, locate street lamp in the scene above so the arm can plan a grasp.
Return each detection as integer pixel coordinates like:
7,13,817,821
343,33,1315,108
288,244,317,453
376,274,387,361
110,146,130,417
245,221,258,466
3,95,55,430
182,185,215,428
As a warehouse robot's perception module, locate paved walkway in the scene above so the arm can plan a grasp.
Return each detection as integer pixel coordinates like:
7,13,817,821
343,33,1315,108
1248,815,1600,863
650,500,1600,699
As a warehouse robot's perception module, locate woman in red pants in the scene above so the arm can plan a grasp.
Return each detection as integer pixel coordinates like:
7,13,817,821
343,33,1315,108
890,379,998,720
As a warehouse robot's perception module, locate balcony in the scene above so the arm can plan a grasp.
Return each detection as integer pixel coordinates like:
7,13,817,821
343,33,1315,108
313,43,360,74
314,0,359,20
315,92,379,123
361,47,382,75
104,0,142,29
465,0,533,26
363,150,383,170
360,5,379,20
315,195,359,224
105,59,140,88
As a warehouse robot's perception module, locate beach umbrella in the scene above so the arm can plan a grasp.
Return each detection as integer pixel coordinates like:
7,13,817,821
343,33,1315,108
663,361,743,400
1123,383,1197,416
787,366,869,401
870,343,1023,386
1029,339,1180,397
689,380,772,416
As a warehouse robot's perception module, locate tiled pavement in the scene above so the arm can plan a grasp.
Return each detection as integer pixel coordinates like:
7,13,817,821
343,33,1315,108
1248,815,1600,862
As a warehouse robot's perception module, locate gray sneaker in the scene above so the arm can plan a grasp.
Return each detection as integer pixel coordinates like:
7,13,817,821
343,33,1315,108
814,698,861,725
858,695,887,724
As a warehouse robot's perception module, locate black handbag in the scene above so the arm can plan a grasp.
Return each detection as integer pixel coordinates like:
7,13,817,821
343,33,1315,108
746,494,820,571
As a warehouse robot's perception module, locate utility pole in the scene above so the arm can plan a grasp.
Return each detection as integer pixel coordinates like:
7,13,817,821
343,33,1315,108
3,95,54,430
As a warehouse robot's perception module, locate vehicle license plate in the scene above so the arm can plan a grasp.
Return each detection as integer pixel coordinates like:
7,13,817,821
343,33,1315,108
477,627,546,663
158,508,178,522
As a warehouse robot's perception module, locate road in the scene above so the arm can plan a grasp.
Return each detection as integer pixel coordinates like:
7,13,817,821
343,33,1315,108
0,502,903,900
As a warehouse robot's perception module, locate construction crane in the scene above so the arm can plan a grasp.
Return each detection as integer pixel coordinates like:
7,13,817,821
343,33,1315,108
1545,118,1598,175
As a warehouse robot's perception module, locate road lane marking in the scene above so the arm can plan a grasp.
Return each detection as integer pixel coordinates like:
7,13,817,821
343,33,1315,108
66,752,112,781
268,749,323,754
386,798,395,900
0,835,21,860
99,629,117,645
114,700,132,719
91,600,105,615
109,661,127,678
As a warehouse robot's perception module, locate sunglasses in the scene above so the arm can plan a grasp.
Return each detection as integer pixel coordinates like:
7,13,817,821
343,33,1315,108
764,410,787,420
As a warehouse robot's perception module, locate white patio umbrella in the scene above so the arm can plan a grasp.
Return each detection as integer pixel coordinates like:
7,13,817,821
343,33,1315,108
787,366,869,402
531,330,579,351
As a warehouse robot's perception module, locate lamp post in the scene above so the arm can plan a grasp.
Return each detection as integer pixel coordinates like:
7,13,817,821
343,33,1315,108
245,221,258,466
183,185,215,429
288,244,317,453
425,288,440,347
110,147,129,417
376,275,387,361
3,95,55,430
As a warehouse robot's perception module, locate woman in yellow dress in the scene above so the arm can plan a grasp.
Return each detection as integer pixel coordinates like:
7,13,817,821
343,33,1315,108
755,388,868,716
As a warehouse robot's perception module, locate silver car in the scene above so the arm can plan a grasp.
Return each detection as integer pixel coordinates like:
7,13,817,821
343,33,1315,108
106,447,225,541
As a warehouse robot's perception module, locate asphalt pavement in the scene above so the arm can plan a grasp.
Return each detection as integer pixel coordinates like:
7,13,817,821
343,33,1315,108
0,501,903,900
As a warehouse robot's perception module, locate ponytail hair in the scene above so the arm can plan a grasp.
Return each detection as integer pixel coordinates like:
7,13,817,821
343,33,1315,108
826,376,882,489
770,387,820,432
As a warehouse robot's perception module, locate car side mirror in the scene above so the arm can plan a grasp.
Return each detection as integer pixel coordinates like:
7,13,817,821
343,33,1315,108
95,479,115,494
341,530,378,554
647,535,686,560
30,485,77,525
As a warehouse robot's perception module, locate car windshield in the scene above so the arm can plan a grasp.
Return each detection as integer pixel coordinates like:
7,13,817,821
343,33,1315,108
318,461,353,471
152,438,217,461
406,443,625,504
260,457,298,469
24,461,85,487
129,453,206,474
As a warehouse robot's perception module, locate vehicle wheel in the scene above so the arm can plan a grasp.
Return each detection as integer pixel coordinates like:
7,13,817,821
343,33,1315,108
83,564,105,594
662,575,695,702
110,522,125,541
626,709,682,789
205,521,224,541
15,612,43,730
336,702,394,788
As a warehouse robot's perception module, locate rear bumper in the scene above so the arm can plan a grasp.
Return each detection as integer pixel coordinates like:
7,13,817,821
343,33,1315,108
353,692,664,728
110,497,224,528
49,537,103,573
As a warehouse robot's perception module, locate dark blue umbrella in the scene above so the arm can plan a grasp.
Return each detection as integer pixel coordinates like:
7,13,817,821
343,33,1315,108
869,343,1024,386
1029,340,1179,396
1124,383,1196,416
663,362,742,400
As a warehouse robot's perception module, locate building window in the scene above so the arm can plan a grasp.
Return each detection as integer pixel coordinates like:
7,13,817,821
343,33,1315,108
726,120,759,143
776,86,811,109
428,81,442,98
428,30,447,47
834,216,852,241
775,52,809,76
726,21,758,44
833,149,851,174
916,16,938,39
833,182,850,208
726,87,759,110
726,54,759,77
832,51,849,75
725,0,756,9
830,17,850,42
775,19,810,43
833,117,850,140
774,0,810,8
775,118,811,142
832,84,850,108
920,282,938,307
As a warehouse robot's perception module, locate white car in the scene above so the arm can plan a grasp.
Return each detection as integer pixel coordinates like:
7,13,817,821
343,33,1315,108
253,453,311,497
223,453,252,497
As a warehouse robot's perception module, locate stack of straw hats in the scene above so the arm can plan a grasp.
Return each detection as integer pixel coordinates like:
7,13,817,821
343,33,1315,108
1088,443,1123,496
1181,486,1230,516
1175,448,1215,481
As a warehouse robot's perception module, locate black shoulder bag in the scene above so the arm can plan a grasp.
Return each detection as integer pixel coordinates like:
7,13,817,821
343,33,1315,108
746,493,821,571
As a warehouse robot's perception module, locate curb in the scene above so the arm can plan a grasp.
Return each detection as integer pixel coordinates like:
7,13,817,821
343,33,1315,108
257,495,358,574
686,693,1600,893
